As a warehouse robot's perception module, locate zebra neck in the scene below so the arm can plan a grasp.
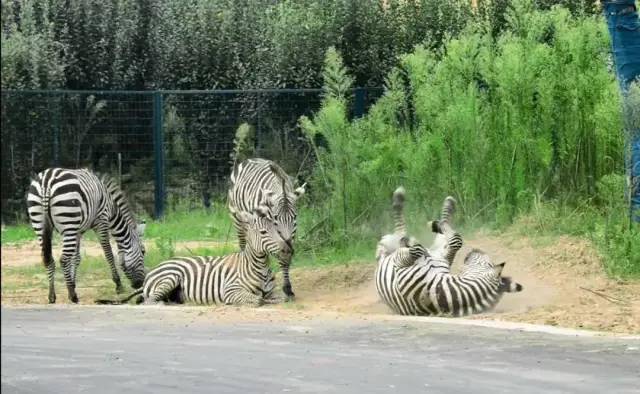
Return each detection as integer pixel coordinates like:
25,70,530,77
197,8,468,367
459,270,499,285
110,216,136,252
239,247,269,270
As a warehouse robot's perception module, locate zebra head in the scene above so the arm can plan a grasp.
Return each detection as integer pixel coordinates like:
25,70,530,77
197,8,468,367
233,199,292,262
462,249,523,293
261,182,305,261
119,222,146,289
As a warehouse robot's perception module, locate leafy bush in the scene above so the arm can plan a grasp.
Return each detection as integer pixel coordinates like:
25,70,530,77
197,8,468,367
300,1,636,278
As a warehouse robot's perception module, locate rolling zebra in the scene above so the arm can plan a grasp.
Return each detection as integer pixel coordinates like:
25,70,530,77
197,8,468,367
26,168,146,303
97,198,291,306
375,187,523,316
228,158,305,301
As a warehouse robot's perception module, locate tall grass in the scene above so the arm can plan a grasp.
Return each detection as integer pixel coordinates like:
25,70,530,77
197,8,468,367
301,1,638,277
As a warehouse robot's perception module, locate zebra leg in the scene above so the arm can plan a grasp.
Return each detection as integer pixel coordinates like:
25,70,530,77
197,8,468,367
39,228,56,304
60,232,79,303
430,220,463,265
96,225,124,293
224,286,264,307
144,277,178,305
280,259,295,301
263,270,285,304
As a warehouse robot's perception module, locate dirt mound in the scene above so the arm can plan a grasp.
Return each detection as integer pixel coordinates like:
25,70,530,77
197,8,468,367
467,234,640,334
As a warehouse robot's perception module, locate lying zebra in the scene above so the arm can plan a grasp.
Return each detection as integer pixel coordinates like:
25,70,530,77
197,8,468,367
97,194,290,306
375,187,523,316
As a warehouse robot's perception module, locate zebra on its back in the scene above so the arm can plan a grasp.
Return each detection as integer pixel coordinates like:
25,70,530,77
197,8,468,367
27,168,146,303
98,195,291,306
375,187,523,316
228,158,305,301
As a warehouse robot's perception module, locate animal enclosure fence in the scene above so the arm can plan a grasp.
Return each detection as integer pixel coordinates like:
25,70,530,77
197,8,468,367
0,88,382,223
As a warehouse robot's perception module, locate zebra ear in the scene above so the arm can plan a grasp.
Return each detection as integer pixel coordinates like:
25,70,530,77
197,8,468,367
493,262,506,276
293,183,306,200
234,210,254,224
254,204,270,218
260,189,275,208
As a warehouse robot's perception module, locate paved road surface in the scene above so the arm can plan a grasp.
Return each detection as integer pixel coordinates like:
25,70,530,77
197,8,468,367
1,306,639,393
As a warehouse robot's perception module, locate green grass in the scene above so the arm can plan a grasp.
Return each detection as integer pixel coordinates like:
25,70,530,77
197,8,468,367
144,202,233,242
1,224,36,245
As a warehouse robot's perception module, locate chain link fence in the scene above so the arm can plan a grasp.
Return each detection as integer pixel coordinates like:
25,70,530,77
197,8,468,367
1,88,382,224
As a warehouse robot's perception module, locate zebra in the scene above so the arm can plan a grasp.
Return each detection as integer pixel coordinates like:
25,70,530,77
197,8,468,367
26,168,146,304
375,187,523,316
96,196,292,306
228,158,305,301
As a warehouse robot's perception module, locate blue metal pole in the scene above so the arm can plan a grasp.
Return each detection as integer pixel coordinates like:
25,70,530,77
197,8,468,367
353,87,366,118
602,1,640,223
153,92,165,219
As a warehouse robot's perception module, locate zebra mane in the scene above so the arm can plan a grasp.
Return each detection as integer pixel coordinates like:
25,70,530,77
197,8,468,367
98,173,138,227
269,162,292,210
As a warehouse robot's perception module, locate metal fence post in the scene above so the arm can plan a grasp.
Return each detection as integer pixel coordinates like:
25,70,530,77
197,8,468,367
153,91,165,219
353,87,366,118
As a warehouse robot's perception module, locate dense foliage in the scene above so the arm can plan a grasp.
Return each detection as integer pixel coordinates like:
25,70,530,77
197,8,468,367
1,0,476,90
301,2,638,276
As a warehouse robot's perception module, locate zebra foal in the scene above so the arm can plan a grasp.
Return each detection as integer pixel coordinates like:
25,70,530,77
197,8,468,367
27,168,146,303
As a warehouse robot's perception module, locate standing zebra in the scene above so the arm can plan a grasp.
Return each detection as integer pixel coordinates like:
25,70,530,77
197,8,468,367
97,196,292,306
228,158,305,301
375,187,523,316
26,168,146,303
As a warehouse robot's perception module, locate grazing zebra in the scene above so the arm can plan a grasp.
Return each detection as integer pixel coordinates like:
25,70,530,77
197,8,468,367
97,199,292,306
26,168,146,304
375,187,523,316
228,158,305,301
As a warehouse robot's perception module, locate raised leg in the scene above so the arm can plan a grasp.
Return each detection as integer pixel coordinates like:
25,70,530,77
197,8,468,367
60,232,79,303
429,196,462,265
393,244,428,269
95,224,123,293
430,220,462,265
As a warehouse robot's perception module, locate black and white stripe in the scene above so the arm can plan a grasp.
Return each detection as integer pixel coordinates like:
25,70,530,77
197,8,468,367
98,203,292,306
26,168,146,303
375,187,523,316
228,158,305,301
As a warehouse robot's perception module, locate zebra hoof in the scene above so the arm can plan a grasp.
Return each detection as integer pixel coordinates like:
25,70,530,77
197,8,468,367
70,295,79,304
48,298,56,304
285,293,296,302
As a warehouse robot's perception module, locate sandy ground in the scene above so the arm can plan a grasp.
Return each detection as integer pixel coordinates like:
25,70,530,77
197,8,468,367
1,234,639,334
0,240,221,268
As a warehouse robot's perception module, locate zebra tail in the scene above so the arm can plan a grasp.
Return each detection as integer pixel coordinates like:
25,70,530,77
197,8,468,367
95,288,144,305
41,193,53,269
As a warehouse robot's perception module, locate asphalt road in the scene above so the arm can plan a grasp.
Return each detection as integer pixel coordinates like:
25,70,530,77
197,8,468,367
1,306,639,394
